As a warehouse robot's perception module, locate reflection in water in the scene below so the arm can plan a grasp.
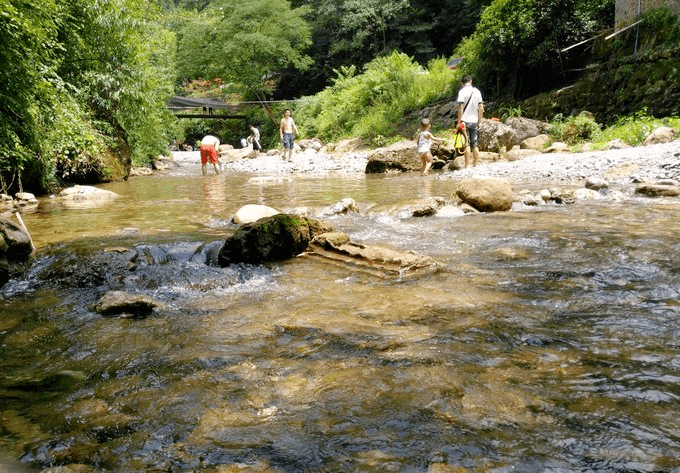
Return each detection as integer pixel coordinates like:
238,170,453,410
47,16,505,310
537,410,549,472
2,161,680,471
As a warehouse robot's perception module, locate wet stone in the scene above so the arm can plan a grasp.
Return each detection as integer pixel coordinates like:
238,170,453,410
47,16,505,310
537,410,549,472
89,290,166,318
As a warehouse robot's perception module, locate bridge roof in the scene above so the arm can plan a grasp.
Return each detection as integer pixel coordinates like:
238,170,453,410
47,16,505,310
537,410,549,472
167,96,234,110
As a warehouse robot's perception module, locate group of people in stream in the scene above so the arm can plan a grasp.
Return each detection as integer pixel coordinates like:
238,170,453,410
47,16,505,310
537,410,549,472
199,108,300,175
199,76,483,177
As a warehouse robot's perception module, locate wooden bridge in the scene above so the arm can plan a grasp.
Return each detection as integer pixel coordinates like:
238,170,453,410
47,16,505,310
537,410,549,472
168,96,250,119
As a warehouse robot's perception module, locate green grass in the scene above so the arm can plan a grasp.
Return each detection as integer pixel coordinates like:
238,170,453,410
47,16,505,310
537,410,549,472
548,109,680,150
595,110,680,148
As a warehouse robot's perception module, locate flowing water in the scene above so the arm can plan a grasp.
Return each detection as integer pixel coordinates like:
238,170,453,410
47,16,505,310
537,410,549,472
1,155,680,472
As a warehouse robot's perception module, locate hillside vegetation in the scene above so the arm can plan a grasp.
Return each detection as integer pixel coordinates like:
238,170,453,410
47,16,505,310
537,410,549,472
1,0,678,194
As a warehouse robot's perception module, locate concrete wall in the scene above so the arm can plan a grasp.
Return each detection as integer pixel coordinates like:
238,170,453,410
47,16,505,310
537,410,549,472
616,0,680,28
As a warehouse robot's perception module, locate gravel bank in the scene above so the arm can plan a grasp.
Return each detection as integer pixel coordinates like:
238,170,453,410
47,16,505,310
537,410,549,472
172,141,680,185
444,141,680,185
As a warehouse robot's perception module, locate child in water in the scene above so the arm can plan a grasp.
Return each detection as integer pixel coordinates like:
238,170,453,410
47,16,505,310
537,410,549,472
416,118,445,176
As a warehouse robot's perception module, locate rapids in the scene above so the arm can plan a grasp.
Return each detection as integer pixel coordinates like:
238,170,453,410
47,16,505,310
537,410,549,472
1,150,680,472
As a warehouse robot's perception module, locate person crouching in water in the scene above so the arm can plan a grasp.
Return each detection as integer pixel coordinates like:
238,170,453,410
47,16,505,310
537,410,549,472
200,134,221,176
417,118,445,176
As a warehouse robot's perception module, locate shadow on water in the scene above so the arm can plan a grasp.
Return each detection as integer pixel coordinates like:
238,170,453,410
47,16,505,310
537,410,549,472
2,163,680,471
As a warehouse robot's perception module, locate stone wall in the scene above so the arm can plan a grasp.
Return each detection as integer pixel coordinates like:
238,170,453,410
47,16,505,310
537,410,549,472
616,0,680,28
520,49,680,124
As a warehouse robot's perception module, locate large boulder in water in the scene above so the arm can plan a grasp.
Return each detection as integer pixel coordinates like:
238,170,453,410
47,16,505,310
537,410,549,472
218,214,333,266
365,140,419,173
0,216,33,286
455,177,513,212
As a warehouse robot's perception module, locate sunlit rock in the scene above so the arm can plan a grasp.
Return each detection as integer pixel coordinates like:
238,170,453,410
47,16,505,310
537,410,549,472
507,148,542,161
544,142,572,153
520,134,551,150
327,137,366,156
130,166,153,176
232,204,280,225
601,139,631,150
321,198,359,216
549,187,576,204
58,185,120,202
365,140,419,173
573,188,601,200
222,147,257,162
218,214,333,266
585,176,608,190
516,190,543,206
455,177,513,212
477,118,518,152
14,192,39,206
505,116,550,144
90,290,166,318
297,137,324,152
642,126,677,146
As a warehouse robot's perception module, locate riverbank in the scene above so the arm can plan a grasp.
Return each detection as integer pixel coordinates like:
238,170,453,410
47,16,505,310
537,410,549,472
445,140,680,185
171,139,680,187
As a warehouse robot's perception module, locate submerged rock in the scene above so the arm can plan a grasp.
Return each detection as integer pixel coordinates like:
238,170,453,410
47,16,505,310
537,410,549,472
635,183,680,197
218,214,333,266
90,290,165,318
366,197,446,218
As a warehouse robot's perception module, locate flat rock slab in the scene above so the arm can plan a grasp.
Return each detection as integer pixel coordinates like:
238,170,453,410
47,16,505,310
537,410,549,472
305,232,443,278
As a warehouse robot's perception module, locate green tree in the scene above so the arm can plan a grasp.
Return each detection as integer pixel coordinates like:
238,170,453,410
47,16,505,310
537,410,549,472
0,0,178,192
176,0,312,100
0,0,63,191
456,0,613,98
277,0,491,98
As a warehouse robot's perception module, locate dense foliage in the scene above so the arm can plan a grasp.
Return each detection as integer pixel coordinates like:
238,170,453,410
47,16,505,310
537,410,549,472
276,0,491,97
455,0,614,98
175,0,313,99
295,51,458,145
0,0,177,193
3,0,676,194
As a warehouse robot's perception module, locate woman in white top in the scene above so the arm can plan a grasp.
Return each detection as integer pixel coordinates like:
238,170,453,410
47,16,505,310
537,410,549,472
417,118,445,176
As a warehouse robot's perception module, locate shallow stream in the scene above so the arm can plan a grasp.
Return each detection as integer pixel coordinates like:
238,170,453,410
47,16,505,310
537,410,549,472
1,154,680,472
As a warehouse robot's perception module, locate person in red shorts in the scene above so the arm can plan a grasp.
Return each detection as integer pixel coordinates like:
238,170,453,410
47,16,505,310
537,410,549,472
200,135,221,176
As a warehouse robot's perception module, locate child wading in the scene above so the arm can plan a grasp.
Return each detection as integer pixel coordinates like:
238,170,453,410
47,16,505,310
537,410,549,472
416,118,445,176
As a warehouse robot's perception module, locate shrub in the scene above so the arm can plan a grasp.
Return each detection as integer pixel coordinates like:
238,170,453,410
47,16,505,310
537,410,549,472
597,109,680,147
549,113,602,145
294,52,458,142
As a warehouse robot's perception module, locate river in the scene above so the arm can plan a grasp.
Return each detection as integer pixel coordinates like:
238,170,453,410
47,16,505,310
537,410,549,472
1,151,680,472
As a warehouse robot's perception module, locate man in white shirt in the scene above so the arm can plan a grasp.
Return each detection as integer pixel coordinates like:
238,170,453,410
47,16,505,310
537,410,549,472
456,75,484,168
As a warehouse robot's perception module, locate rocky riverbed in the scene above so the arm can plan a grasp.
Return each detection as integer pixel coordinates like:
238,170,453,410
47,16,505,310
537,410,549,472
446,140,680,185
171,139,680,189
